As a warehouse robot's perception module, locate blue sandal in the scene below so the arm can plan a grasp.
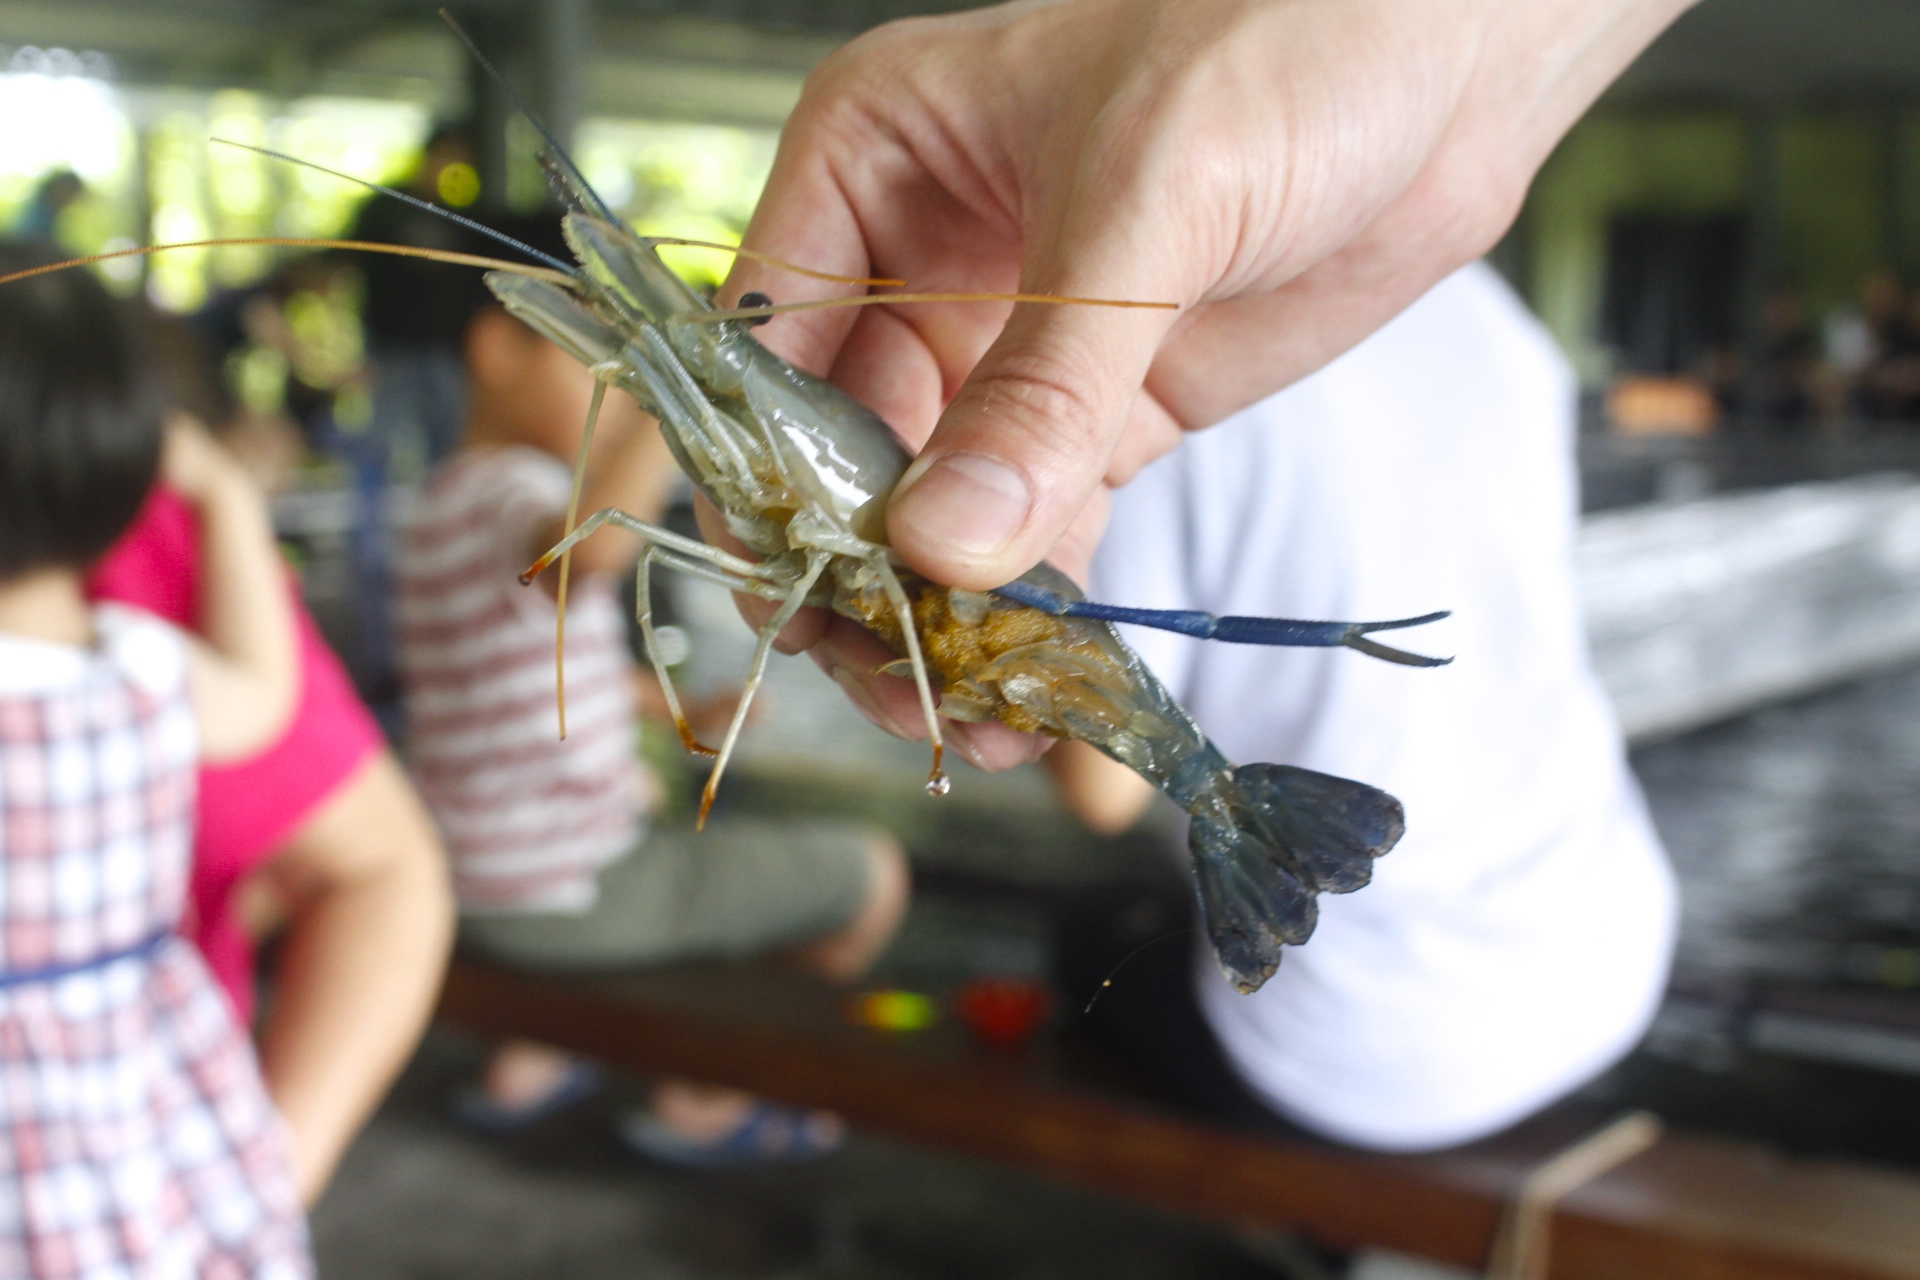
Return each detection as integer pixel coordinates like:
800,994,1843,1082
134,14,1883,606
451,1061,605,1134
619,1101,846,1169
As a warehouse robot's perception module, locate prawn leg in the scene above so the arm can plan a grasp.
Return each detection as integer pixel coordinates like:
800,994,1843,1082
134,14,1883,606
523,507,779,585
698,551,832,828
871,556,949,797
634,547,717,757
527,506,793,744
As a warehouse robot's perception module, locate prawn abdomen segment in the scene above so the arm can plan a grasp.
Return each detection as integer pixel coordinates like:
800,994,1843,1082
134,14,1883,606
833,574,1127,734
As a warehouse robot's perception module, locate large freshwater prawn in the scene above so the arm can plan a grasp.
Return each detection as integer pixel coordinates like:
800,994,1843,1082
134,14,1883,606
1,22,1450,992
498,153,1453,991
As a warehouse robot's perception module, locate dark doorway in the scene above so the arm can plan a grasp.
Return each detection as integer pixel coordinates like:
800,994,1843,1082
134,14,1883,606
1601,212,1748,375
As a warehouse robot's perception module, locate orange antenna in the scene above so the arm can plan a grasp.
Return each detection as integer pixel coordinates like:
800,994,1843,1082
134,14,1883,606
0,238,577,291
645,238,904,288
697,291,1180,324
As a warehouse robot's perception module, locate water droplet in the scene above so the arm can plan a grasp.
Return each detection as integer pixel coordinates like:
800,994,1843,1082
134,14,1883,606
925,773,951,797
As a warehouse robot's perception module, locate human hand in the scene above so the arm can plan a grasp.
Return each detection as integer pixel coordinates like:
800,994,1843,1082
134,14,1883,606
161,414,246,505
722,0,1690,766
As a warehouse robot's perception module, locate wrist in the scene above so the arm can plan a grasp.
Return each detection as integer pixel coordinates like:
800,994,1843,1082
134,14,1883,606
1472,0,1696,165
188,463,259,518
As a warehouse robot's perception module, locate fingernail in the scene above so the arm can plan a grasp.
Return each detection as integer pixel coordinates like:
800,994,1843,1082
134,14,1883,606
892,452,1031,562
828,665,911,740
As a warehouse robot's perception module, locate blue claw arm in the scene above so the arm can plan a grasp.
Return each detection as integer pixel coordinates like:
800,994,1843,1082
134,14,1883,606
991,581,1453,668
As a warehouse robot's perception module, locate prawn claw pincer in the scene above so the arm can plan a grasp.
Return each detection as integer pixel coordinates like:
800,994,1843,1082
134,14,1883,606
989,581,1453,668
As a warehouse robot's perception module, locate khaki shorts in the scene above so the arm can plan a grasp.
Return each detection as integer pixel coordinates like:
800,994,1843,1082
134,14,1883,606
460,816,882,974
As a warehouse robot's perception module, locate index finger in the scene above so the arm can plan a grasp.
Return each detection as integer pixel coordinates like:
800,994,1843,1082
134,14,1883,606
722,91,880,376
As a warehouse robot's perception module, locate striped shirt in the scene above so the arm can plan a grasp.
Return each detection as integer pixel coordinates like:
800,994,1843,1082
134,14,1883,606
396,447,646,912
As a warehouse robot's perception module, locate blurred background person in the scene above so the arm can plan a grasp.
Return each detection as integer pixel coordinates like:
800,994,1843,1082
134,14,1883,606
348,122,482,471
1823,268,1903,420
1749,287,1819,428
10,168,84,240
1863,278,1920,424
1045,263,1676,1151
335,123,485,715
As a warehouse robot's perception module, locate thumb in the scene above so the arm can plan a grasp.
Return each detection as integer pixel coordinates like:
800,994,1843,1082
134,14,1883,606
885,255,1183,590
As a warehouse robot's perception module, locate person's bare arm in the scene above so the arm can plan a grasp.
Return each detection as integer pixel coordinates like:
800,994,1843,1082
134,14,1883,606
1043,739,1158,836
169,420,299,762
251,751,453,1204
718,0,1694,771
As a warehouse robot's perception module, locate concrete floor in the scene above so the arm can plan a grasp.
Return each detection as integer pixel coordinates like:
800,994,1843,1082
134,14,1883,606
309,1028,1327,1280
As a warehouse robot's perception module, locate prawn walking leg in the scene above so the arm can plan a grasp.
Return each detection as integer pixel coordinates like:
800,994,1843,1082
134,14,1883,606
524,508,778,585
698,551,832,828
634,548,717,757
527,508,791,750
872,557,949,797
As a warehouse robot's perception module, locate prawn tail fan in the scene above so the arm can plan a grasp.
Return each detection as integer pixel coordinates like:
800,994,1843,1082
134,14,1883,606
1188,764,1404,993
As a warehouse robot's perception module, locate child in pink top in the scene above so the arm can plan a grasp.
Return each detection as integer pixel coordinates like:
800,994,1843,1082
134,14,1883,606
89,487,385,1020
89,486,384,1022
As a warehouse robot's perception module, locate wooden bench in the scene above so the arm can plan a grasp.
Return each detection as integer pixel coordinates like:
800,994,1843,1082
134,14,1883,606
437,956,1920,1280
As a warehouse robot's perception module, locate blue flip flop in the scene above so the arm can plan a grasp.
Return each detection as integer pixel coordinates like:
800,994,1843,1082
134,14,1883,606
618,1101,846,1169
450,1060,605,1134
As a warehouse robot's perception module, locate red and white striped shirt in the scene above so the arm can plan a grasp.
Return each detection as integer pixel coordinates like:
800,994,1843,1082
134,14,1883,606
396,447,646,912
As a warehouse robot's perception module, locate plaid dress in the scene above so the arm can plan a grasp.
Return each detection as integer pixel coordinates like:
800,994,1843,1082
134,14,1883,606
0,606,311,1280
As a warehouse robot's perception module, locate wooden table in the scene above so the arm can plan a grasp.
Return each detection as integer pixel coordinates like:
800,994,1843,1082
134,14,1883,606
439,958,1920,1280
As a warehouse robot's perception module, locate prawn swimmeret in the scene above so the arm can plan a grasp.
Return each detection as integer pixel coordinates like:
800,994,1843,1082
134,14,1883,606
0,19,1452,993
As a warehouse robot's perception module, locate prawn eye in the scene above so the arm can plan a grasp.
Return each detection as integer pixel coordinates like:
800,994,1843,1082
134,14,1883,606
738,291,773,327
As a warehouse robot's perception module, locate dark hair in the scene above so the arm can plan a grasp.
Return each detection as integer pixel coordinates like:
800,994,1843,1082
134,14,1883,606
0,241,166,579
148,316,237,435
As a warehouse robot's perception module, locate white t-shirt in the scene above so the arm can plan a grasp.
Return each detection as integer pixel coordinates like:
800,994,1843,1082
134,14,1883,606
1089,264,1677,1151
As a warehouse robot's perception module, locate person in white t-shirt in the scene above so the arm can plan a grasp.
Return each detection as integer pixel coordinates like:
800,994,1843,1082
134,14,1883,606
1045,263,1677,1151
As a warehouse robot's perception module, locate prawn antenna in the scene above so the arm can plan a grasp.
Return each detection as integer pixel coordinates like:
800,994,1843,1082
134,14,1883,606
646,244,904,290
446,10,910,292
1083,928,1194,1014
438,7,620,225
0,238,575,292
993,582,1454,668
215,141,897,291
210,138,578,277
699,291,1180,322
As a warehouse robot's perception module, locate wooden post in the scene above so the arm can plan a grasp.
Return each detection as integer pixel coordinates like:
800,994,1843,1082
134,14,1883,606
458,5,520,214
534,0,589,161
